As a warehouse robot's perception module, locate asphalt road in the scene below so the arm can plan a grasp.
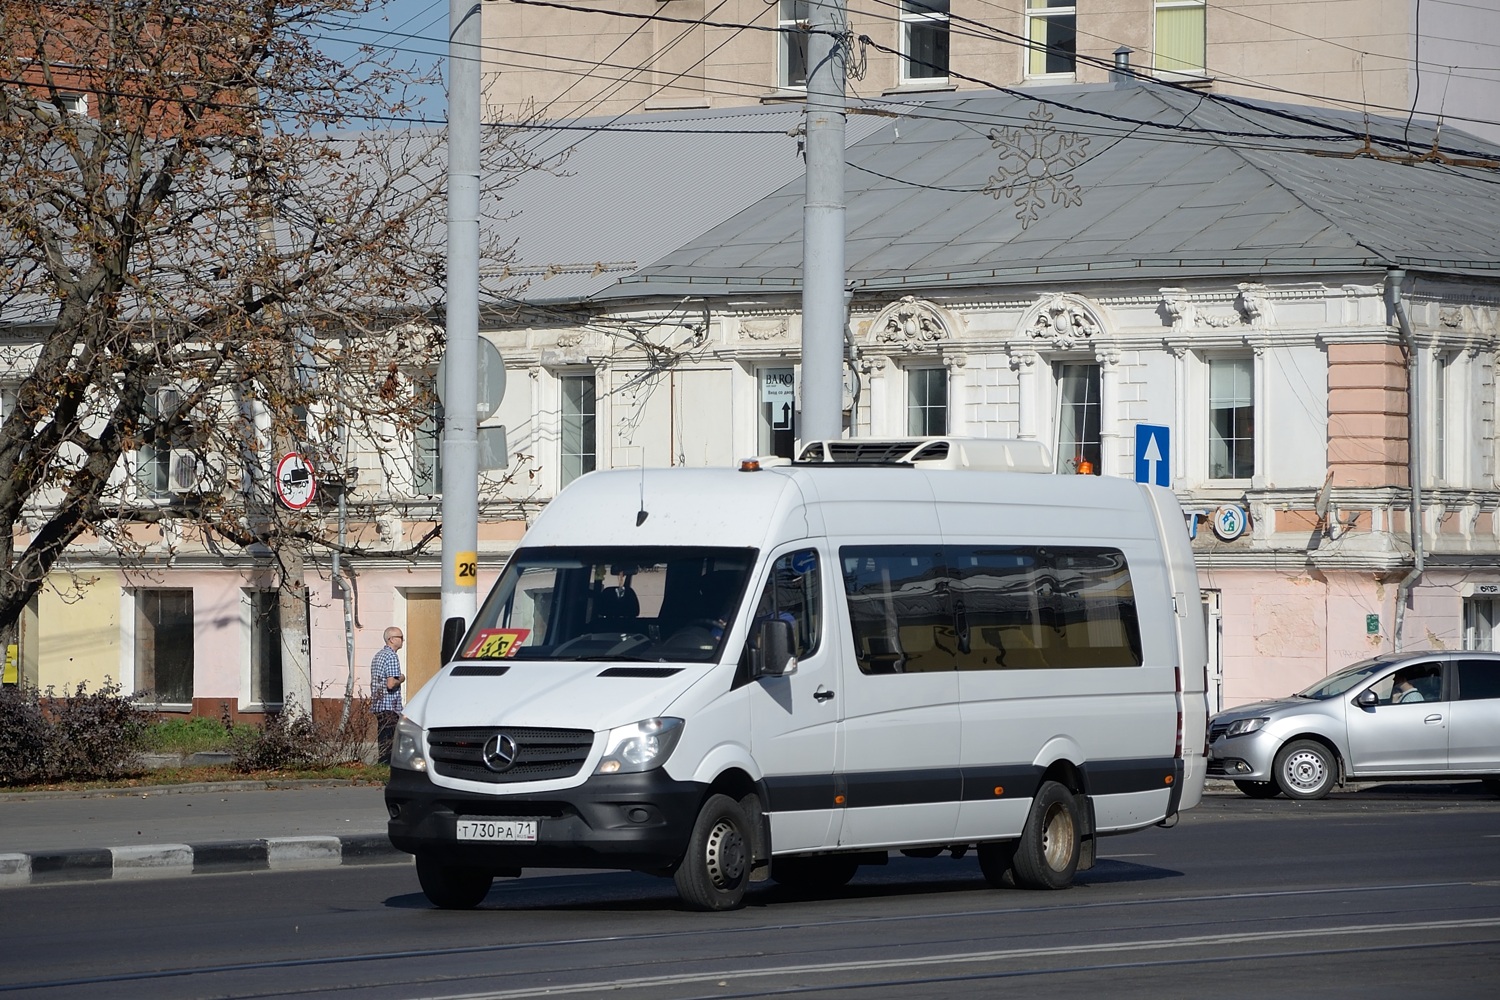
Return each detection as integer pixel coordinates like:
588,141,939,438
2,785,1497,999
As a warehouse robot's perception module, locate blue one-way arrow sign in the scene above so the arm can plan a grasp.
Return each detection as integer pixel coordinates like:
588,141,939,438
1135,424,1170,486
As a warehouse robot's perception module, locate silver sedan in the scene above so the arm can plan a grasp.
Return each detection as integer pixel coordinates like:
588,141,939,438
1208,651,1500,800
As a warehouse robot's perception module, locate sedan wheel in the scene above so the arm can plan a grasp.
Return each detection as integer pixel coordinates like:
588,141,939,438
1273,739,1336,800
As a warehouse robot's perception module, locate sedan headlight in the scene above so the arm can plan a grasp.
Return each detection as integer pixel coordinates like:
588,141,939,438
391,717,427,771
594,717,684,775
1224,717,1269,737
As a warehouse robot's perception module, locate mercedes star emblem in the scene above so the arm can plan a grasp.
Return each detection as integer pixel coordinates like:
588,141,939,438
482,733,518,772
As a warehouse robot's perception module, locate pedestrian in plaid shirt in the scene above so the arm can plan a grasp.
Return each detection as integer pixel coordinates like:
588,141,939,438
371,626,405,765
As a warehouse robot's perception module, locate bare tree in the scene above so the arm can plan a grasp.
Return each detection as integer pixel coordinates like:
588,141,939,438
0,1,539,701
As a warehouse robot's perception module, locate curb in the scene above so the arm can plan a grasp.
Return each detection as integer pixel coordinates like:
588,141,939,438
0,833,408,889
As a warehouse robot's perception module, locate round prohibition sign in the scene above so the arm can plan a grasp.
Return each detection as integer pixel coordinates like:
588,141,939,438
275,453,317,510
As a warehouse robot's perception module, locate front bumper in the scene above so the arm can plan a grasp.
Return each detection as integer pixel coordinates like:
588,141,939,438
1206,730,1280,782
385,766,708,874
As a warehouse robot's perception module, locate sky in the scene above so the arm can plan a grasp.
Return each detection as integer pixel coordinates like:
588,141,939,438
316,0,452,123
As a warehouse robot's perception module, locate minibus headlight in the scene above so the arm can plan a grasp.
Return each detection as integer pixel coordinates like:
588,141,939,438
1225,717,1269,738
391,717,427,772
594,717,684,775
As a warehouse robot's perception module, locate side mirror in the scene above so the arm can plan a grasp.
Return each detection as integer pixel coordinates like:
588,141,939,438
1355,689,1378,709
440,616,467,665
752,619,797,678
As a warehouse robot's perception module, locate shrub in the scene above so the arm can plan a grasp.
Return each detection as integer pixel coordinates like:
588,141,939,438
0,685,54,785
0,680,151,785
229,700,372,773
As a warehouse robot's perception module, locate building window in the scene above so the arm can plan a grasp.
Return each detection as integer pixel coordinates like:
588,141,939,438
135,590,194,705
1154,0,1206,75
248,591,283,708
1026,0,1077,77
1055,362,1101,475
1433,350,1455,484
900,0,950,83
1208,357,1254,480
414,394,443,495
779,0,809,89
560,373,596,488
758,367,797,458
907,367,948,435
1464,597,1497,651
135,386,201,500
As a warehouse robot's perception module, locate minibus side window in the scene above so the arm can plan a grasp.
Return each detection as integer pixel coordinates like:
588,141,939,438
951,545,1143,669
841,547,949,674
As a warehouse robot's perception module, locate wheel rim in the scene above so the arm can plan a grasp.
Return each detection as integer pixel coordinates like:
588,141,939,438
1283,748,1327,792
1040,801,1076,872
704,817,746,890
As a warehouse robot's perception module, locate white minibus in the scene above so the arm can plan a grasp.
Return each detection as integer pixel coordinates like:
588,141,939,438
387,438,1209,910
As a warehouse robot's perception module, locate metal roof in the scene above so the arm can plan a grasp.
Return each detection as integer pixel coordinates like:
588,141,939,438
558,83,1500,302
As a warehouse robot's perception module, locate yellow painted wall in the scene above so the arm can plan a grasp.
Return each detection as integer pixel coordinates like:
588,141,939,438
38,572,122,694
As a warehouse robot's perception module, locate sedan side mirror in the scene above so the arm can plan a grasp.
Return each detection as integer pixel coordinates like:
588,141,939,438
1355,689,1378,709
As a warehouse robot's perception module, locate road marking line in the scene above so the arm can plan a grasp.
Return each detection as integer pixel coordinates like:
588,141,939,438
413,917,1500,1000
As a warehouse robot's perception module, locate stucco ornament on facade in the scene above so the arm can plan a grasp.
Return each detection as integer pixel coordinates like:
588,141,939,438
1160,283,1274,333
739,318,790,342
1019,293,1106,351
870,296,953,351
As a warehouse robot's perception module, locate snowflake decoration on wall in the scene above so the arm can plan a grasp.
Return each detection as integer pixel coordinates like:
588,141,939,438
984,106,1090,229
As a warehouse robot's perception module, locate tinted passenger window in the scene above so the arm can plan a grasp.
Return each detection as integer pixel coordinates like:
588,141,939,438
841,547,949,673
840,544,1143,674
951,546,1142,669
1457,660,1500,701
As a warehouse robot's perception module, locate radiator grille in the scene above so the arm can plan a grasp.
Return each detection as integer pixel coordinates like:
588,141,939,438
427,726,594,784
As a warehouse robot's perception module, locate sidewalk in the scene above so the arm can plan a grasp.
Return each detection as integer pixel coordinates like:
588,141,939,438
0,781,405,889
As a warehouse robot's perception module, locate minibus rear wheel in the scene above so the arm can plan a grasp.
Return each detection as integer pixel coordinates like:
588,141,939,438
1009,781,1080,890
674,793,752,911
416,853,494,909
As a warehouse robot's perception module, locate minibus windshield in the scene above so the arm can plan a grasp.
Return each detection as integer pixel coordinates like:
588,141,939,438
460,546,757,663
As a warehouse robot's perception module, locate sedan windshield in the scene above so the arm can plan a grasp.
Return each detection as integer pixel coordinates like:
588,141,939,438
461,546,756,663
1296,657,1398,699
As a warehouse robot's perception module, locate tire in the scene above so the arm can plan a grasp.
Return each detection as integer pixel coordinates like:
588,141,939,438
1009,780,1081,890
1273,739,1337,800
674,793,752,911
976,840,1018,889
770,855,860,890
1235,779,1283,799
416,854,494,909
1482,778,1500,798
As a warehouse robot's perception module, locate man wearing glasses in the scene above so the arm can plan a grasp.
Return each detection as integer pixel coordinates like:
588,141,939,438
371,626,406,765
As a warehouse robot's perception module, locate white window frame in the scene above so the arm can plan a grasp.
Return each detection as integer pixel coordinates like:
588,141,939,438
1053,360,1102,475
1153,0,1206,78
1025,0,1078,79
899,0,951,85
243,589,284,711
1207,355,1255,482
778,0,809,91
1464,595,1497,650
413,381,443,496
560,370,597,489
906,365,948,435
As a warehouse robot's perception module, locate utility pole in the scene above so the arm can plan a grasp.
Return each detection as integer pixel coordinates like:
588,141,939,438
441,0,482,633
799,0,848,444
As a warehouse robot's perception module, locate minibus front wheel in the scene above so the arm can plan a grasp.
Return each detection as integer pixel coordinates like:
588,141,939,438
416,853,494,909
674,793,752,910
